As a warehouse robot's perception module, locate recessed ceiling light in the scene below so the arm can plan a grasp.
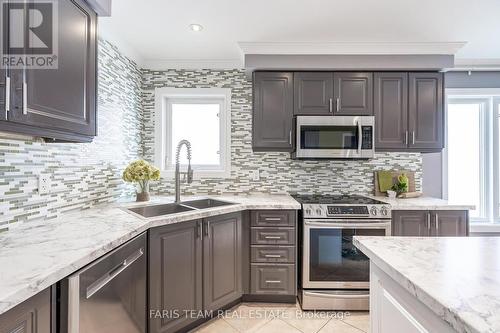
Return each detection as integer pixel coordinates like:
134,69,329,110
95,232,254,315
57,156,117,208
189,24,203,32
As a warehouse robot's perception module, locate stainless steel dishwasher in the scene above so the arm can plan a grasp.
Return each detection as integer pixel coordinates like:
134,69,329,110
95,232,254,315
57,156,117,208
64,232,147,333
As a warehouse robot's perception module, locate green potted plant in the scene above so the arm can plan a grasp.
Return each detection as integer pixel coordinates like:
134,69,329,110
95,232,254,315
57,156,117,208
122,160,160,202
391,173,409,197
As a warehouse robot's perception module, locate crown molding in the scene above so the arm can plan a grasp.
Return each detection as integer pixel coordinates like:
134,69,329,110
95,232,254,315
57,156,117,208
238,41,467,56
451,58,500,71
142,59,243,70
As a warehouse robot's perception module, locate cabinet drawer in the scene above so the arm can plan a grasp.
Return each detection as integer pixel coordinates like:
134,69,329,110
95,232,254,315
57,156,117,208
250,264,295,295
251,228,295,245
251,210,295,227
251,246,295,263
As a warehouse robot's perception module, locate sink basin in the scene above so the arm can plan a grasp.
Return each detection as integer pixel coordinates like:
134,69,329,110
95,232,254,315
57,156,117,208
128,203,194,218
180,198,235,209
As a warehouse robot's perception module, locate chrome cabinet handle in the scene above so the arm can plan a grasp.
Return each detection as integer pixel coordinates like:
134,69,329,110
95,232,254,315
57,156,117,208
264,254,282,258
435,213,439,234
329,98,333,113
264,236,282,239
22,81,27,115
336,97,340,112
204,221,210,237
86,248,144,299
264,217,282,221
412,131,415,145
289,130,292,145
427,212,431,231
265,280,282,284
405,131,409,145
5,76,10,115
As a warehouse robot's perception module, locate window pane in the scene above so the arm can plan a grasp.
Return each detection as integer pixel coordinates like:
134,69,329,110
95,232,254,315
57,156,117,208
170,103,220,166
447,103,482,218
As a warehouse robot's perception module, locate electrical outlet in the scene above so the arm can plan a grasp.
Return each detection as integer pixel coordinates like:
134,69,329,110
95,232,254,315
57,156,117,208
38,174,51,194
252,169,260,181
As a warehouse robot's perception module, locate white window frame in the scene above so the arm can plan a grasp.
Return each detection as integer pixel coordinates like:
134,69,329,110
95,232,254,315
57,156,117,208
445,88,500,227
154,88,231,178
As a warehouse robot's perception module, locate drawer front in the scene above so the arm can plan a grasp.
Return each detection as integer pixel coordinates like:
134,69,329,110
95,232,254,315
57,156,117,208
251,228,295,245
251,210,296,227
251,246,295,263
251,264,295,295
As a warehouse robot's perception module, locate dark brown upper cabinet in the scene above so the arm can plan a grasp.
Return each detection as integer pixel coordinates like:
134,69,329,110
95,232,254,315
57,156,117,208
0,287,52,333
333,72,373,115
294,72,334,115
392,210,468,237
253,72,294,152
1,0,97,142
408,72,444,151
203,212,243,311
149,220,203,333
374,72,408,150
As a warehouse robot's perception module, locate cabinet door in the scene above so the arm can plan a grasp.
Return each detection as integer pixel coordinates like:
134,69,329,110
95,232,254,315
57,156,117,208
252,72,294,151
333,72,373,115
374,73,408,150
392,211,430,236
149,220,203,333
408,73,444,150
433,211,468,237
294,72,334,115
0,288,51,333
9,0,96,139
203,212,242,311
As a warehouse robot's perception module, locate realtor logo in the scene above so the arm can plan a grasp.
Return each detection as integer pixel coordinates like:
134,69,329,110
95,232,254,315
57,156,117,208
1,0,58,69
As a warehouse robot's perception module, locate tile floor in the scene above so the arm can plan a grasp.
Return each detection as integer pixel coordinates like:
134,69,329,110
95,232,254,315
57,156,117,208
191,302,369,333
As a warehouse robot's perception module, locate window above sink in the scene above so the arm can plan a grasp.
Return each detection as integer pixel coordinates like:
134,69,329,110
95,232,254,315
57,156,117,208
153,88,232,179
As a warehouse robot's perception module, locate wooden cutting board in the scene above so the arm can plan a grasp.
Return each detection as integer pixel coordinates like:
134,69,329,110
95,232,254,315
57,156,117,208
374,170,416,196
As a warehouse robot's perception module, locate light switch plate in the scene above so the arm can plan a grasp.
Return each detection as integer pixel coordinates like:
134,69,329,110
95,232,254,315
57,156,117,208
38,174,51,194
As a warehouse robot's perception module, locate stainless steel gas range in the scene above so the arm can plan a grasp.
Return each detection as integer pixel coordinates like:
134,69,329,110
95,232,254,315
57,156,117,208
293,194,391,311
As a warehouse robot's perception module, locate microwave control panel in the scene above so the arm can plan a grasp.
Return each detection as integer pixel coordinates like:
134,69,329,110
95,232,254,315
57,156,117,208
361,126,373,149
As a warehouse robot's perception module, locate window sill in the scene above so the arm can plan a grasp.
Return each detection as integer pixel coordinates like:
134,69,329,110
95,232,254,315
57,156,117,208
469,223,500,233
160,169,231,179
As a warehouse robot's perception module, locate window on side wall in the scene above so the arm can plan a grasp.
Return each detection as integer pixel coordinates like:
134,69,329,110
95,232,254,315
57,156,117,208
445,89,500,224
154,88,231,178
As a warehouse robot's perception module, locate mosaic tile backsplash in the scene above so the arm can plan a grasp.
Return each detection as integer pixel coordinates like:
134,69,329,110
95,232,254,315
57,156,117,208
1,44,422,225
0,39,143,226
142,69,422,196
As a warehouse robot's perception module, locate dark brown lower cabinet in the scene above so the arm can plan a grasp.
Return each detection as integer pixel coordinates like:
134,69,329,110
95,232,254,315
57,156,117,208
149,213,242,333
149,220,203,333
0,288,51,333
392,210,468,237
203,213,243,311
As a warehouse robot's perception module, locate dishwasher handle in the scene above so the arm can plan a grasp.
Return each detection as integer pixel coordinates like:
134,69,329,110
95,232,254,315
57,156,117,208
86,247,144,299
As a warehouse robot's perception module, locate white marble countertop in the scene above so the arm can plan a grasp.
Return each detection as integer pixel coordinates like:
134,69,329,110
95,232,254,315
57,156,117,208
0,194,300,315
354,236,500,333
370,195,475,210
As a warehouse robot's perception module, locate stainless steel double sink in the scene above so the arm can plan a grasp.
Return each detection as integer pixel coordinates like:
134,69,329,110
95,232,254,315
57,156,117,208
127,198,235,218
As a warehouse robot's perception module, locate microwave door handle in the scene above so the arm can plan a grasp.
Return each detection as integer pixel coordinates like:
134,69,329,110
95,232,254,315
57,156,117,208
357,121,362,154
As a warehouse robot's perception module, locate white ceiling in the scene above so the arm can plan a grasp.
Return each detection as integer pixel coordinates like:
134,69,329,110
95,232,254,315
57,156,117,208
98,0,500,68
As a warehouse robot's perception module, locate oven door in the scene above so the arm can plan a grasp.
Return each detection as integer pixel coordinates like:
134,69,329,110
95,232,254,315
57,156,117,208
302,219,390,289
294,116,374,159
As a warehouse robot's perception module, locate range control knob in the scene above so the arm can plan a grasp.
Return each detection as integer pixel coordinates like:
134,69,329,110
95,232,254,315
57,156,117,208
316,208,323,216
370,207,378,216
380,207,388,216
305,208,313,216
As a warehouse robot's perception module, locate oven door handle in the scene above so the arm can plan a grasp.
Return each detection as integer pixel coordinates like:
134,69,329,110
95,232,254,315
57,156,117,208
304,220,391,229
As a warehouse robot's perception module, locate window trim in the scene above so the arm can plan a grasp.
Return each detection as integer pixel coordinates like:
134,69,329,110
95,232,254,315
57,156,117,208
154,87,232,178
445,88,500,224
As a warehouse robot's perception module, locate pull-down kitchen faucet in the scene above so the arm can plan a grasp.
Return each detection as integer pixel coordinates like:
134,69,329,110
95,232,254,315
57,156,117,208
174,140,193,203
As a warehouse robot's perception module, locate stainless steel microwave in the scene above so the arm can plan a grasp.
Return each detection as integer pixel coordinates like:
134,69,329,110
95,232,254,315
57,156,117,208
292,116,375,159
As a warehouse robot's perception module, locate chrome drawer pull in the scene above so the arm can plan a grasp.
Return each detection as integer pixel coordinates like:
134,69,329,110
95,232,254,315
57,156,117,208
264,236,282,239
264,254,282,258
264,217,282,221
265,280,282,284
